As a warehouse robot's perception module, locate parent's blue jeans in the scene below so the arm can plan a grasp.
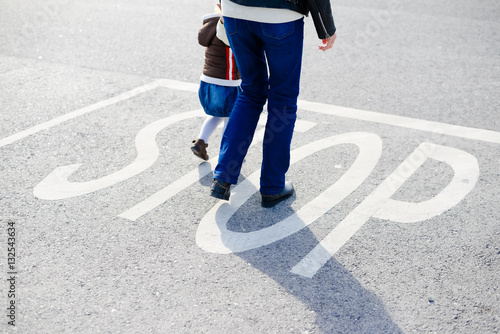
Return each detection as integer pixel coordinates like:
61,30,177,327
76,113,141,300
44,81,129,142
213,17,304,195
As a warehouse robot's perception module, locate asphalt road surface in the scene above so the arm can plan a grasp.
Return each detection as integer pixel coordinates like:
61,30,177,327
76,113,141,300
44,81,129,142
1,0,499,333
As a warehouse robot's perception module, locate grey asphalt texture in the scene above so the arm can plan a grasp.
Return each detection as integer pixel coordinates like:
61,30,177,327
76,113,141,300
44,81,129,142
0,0,499,333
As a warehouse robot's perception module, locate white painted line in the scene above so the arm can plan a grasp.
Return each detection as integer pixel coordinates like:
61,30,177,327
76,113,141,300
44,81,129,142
298,100,500,145
3,77,499,149
119,159,215,221
157,79,199,92
0,81,161,149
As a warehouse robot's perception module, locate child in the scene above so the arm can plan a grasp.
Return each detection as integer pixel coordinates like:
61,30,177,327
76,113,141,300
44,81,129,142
191,3,241,161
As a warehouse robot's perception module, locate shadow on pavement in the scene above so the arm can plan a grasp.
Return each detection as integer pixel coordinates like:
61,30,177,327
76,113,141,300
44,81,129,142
221,196,403,334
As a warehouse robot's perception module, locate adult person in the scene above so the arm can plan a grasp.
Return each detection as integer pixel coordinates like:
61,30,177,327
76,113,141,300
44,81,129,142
210,0,337,208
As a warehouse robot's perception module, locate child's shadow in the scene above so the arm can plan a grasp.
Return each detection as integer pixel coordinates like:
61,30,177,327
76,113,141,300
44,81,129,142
197,161,215,187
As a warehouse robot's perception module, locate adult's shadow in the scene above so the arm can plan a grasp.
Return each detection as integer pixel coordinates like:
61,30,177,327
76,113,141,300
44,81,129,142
198,178,402,334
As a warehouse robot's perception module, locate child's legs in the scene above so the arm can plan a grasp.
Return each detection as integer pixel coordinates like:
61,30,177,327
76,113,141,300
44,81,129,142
198,116,227,143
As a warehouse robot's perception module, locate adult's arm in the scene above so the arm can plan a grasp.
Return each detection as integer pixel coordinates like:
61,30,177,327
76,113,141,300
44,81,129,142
306,0,336,39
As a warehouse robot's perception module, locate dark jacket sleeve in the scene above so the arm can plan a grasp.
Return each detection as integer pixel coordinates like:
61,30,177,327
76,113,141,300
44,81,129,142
305,0,336,39
198,18,217,47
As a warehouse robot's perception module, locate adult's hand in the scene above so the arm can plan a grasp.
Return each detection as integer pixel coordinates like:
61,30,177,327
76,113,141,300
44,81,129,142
319,32,337,51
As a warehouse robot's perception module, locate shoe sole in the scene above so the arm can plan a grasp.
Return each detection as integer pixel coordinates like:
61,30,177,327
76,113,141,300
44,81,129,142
261,191,294,208
210,190,230,201
191,147,208,161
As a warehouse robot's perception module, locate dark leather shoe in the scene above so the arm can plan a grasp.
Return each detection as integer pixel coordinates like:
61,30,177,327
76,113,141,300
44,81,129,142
191,139,209,161
210,179,231,200
261,182,294,208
